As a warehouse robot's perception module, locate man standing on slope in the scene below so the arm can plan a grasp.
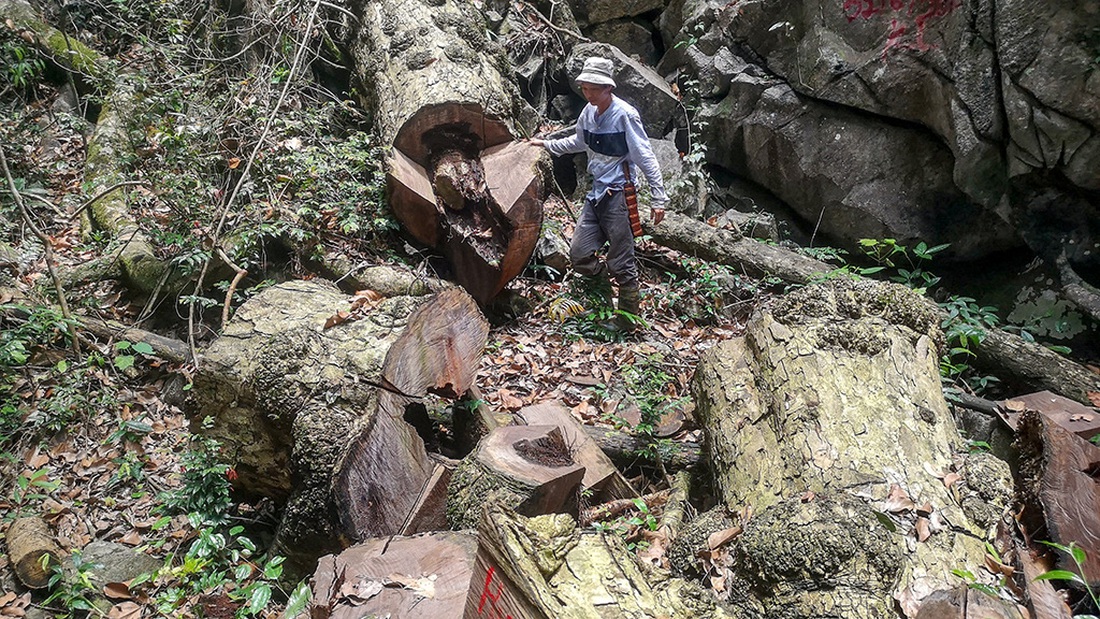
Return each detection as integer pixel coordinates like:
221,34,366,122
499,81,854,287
529,56,668,329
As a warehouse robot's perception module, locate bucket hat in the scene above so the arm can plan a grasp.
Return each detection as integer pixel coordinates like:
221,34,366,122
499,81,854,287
576,57,616,88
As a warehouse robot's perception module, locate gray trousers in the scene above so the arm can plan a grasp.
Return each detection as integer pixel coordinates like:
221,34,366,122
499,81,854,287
570,190,638,289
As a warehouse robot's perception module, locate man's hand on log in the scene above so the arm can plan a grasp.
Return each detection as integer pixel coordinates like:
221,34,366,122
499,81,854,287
651,206,665,226
526,138,546,147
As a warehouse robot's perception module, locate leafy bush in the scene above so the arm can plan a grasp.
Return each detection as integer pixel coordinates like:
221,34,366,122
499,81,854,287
160,427,233,525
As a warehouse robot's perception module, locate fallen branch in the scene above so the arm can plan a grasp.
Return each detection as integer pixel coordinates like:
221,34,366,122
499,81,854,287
216,248,247,327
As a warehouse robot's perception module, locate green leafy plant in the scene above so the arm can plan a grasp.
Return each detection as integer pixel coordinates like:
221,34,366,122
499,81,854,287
857,238,948,294
6,468,61,520
1,38,46,91
621,354,687,463
1034,541,1100,618
591,498,660,551
159,424,233,525
137,520,312,618
43,550,101,618
0,305,75,367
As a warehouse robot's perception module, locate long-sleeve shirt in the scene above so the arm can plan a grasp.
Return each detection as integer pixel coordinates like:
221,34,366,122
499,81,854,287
543,95,668,209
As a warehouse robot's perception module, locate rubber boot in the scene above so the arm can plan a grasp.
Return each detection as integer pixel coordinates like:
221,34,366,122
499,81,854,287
616,285,641,331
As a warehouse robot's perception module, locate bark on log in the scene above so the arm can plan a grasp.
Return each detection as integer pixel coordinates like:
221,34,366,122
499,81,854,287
580,425,704,471
5,517,62,589
514,401,636,502
193,279,488,578
464,504,733,618
975,328,1100,406
642,206,832,285
352,0,544,305
446,425,585,530
692,278,987,615
309,531,477,619
1015,409,1100,588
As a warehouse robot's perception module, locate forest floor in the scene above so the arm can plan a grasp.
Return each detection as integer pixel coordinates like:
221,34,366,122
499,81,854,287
0,95,767,616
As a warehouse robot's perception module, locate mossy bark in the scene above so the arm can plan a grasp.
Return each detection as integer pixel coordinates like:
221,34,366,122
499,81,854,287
195,279,488,579
2,0,105,81
692,278,988,615
82,80,177,295
466,505,738,618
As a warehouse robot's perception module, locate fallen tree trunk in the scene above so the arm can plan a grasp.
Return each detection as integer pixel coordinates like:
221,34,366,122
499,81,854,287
975,328,1100,406
642,206,831,285
351,0,545,304
5,517,61,589
515,401,636,502
1015,409,1100,589
692,278,989,615
581,424,703,472
1,0,105,82
193,279,488,578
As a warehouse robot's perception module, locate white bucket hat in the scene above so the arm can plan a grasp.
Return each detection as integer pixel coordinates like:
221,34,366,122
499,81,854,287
576,57,616,88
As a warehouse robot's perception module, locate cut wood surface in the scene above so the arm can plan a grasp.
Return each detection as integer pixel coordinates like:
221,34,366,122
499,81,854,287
5,517,61,589
446,425,586,530
352,0,544,304
515,401,636,501
309,531,477,619
194,280,488,578
1016,409,1100,588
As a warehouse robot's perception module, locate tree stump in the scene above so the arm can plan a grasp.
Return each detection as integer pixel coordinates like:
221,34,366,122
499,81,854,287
193,279,488,578
446,425,585,530
1016,409,1100,588
5,517,61,589
692,278,988,615
309,531,477,619
351,0,545,304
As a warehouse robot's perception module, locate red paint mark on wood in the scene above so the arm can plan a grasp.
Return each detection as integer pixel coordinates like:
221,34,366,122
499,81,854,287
843,0,962,57
477,566,514,619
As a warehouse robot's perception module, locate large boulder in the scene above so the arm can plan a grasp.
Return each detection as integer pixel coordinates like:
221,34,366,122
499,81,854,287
662,0,1100,266
700,75,1015,258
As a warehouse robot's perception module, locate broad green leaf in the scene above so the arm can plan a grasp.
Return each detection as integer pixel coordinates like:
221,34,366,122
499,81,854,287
235,563,252,580
1033,569,1084,585
284,581,312,618
248,582,272,615
114,355,135,370
115,341,132,350
133,342,155,355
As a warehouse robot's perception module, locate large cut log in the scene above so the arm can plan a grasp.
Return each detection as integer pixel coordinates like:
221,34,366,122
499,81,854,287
351,0,545,304
5,517,61,589
514,401,636,502
446,425,585,530
464,504,734,618
192,279,488,578
309,531,477,619
1015,409,1100,589
692,278,988,615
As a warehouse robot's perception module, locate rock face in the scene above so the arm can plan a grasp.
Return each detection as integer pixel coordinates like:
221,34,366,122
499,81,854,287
657,0,1100,265
692,278,988,615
